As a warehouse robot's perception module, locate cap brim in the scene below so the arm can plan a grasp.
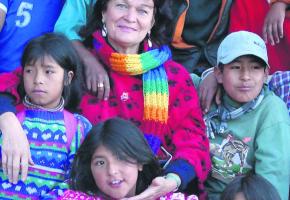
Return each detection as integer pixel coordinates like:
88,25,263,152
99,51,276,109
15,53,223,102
219,50,269,67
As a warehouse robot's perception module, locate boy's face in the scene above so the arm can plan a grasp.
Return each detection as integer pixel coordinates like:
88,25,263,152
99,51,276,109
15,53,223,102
215,56,268,103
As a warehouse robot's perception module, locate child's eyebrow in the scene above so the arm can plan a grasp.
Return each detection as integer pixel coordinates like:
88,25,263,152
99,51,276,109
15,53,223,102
91,155,105,159
231,59,242,63
42,64,55,68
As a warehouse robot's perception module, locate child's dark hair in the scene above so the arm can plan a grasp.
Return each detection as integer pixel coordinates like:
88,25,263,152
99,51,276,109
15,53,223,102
221,173,281,200
70,117,162,196
18,33,84,112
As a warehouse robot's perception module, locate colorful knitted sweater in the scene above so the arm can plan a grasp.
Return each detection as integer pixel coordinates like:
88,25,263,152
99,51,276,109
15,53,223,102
59,190,199,200
0,108,91,199
78,33,211,199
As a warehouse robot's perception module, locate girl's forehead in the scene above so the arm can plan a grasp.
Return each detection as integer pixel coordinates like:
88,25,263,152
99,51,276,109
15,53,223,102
92,145,113,157
26,55,59,67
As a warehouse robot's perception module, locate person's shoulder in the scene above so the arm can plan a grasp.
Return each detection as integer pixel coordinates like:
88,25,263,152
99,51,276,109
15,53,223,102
261,88,288,110
255,88,289,123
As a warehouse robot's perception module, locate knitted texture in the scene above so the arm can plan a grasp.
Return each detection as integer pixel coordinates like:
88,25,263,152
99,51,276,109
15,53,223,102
59,190,199,200
93,31,170,126
0,109,91,199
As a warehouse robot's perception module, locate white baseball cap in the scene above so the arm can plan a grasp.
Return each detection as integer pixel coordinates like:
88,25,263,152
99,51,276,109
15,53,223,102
217,31,269,67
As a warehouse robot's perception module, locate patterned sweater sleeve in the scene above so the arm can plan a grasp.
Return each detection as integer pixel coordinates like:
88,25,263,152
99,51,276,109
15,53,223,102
41,114,92,199
163,62,211,191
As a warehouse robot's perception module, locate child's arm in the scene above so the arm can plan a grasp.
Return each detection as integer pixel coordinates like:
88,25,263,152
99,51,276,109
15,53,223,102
0,69,32,183
192,69,222,114
0,4,6,31
263,0,289,45
0,111,32,184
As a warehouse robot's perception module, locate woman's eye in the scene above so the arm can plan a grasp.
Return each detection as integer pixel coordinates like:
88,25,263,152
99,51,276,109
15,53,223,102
138,9,148,15
116,3,127,9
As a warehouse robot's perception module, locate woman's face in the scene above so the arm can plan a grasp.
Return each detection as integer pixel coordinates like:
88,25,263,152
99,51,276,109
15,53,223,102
102,0,155,53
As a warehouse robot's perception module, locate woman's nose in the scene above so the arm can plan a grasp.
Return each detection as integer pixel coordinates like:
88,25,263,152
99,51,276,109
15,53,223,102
124,8,137,22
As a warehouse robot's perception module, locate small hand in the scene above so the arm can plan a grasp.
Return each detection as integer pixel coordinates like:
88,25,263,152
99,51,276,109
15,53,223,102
122,176,177,200
198,72,221,114
263,2,287,45
0,112,34,183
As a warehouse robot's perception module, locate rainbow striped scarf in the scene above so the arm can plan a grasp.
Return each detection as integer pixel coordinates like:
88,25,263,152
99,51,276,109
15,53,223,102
92,31,171,126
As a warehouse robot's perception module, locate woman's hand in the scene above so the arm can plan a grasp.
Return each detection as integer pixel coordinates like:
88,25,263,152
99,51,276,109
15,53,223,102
72,41,110,100
263,2,287,45
122,176,177,200
0,112,33,183
198,72,221,114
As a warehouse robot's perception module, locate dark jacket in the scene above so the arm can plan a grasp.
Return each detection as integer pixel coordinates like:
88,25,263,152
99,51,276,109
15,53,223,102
169,0,232,74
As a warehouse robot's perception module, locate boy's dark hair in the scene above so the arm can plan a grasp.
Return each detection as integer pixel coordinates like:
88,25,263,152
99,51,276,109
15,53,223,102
18,33,84,112
221,173,281,200
79,0,173,47
70,117,162,196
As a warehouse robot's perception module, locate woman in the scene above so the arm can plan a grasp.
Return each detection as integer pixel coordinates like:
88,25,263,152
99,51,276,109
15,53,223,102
0,0,210,199
78,0,210,199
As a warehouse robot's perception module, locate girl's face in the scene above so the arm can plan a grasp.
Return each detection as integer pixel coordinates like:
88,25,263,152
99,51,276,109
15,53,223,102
23,55,73,109
102,0,155,53
91,145,142,199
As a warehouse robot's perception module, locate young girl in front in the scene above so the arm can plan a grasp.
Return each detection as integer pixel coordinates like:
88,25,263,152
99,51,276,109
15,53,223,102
0,33,92,199
60,118,198,200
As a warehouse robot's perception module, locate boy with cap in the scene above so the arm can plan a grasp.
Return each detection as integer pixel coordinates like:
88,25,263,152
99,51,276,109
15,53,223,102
202,31,290,200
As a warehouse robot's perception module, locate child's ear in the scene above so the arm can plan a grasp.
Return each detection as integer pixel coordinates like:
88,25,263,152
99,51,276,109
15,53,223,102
214,67,223,84
263,67,269,83
65,71,74,86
